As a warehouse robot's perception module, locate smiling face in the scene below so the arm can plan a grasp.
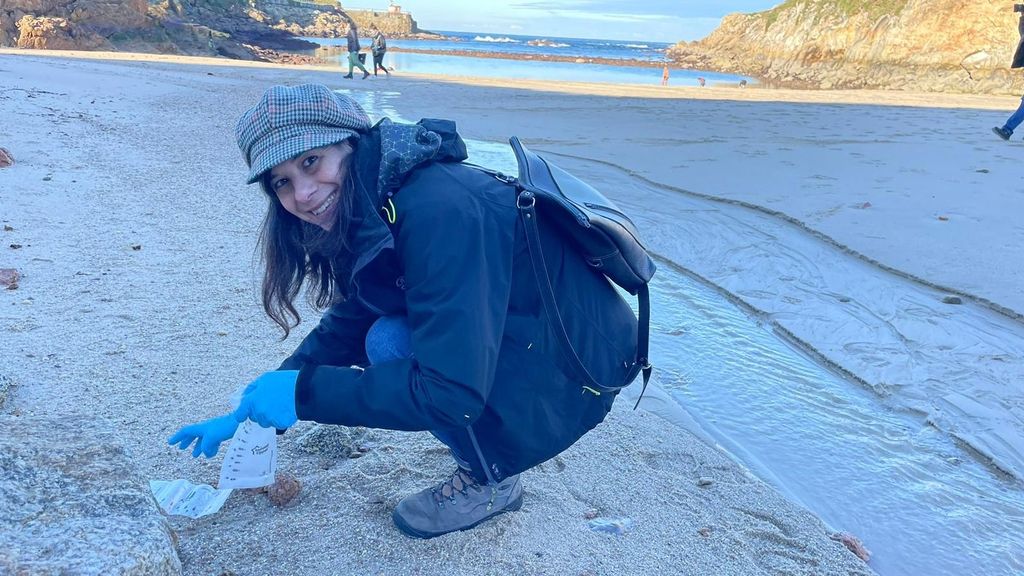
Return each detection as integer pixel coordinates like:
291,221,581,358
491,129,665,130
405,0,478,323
267,141,354,231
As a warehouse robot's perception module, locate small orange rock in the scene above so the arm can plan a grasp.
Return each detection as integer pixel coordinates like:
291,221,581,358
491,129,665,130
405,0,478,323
0,268,19,290
830,531,871,562
265,472,301,507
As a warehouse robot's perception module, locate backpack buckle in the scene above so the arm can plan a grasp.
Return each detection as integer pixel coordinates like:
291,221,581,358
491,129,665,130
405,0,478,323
517,190,536,210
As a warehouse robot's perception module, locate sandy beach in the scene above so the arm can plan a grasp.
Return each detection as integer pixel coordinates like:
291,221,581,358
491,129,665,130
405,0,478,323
2,49,1022,575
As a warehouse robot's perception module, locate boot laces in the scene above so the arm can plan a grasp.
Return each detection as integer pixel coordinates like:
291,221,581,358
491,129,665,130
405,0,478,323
431,468,481,505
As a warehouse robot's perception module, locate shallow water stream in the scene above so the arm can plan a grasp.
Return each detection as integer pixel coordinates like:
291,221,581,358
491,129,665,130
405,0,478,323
352,90,1024,575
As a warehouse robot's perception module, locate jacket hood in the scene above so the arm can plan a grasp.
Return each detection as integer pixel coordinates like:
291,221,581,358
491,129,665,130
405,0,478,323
343,118,469,304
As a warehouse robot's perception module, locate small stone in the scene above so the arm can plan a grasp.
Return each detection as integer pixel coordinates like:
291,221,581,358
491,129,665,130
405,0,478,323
3,225,13,232
42,175,51,181
830,532,871,562
10,244,22,249
838,296,851,303
130,244,142,251
216,331,228,336
0,269,19,290
697,477,714,487
937,215,949,221
698,527,712,537
942,295,962,305
0,148,13,168
976,168,989,173
265,472,301,507
583,509,599,520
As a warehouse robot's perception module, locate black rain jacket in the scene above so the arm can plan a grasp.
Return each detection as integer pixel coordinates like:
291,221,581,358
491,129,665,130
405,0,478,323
279,118,641,482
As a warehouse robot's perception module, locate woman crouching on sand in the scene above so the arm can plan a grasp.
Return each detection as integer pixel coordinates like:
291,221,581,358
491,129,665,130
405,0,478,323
169,84,641,538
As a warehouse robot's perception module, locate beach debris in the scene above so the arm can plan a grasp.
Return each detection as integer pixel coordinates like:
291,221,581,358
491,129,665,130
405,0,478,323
697,477,714,487
739,79,748,87
150,479,232,518
976,168,989,173
942,295,963,305
583,508,600,520
698,526,713,537
9,244,22,249
854,201,872,209
0,148,12,168
130,243,142,251
297,423,376,458
0,375,13,409
838,296,851,303
697,77,706,87
42,175,52,181
937,215,949,221
3,225,13,232
0,269,19,290
587,516,634,536
265,472,301,507
829,531,871,562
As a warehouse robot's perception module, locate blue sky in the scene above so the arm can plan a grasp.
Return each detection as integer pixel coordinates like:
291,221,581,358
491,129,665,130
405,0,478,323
389,1,782,43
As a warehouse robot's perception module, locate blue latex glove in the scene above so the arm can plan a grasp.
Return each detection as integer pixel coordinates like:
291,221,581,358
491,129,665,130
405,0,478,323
232,370,299,430
168,414,239,458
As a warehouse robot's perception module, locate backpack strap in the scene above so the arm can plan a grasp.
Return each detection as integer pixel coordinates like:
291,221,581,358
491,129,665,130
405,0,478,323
517,189,651,405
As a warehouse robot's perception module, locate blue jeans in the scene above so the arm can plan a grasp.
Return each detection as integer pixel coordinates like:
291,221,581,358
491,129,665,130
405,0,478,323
364,316,472,470
1004,95,1024,133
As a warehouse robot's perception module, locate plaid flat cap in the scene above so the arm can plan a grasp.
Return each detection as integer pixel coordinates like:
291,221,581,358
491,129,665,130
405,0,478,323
235,84,372,184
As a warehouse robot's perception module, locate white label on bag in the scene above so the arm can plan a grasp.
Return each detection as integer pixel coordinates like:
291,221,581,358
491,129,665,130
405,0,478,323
218,418,278,489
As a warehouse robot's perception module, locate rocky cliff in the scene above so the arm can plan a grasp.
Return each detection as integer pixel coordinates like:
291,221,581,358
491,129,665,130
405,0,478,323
668,0,1024,94
0,0,420,61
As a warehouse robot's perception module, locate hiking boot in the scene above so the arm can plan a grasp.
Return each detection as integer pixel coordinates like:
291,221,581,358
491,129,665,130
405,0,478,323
992,126,1012,141
392,468,523,539
342,74,353,79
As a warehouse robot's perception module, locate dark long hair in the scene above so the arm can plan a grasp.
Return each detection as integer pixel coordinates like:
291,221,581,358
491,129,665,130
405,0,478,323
257,145,358,338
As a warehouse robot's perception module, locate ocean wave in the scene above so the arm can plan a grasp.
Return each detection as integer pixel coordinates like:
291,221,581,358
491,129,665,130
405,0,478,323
624,43,649,48
474,36,519,43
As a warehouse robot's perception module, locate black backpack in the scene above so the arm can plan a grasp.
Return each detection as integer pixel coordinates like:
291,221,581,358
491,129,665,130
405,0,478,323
480,137,656,404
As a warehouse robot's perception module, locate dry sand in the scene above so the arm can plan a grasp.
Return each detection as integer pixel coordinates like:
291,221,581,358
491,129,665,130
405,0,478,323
7,48,1014,574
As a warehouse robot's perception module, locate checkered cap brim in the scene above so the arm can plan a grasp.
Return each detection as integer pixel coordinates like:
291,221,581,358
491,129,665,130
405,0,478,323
235,84,372,184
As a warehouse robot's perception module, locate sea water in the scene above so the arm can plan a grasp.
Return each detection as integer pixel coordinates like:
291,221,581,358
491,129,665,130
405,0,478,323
303,31,752,87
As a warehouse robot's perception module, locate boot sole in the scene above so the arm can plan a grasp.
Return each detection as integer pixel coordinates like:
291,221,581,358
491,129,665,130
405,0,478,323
392,491,524,539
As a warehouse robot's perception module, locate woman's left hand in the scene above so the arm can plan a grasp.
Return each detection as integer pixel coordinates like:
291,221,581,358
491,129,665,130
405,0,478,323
232,370,300,429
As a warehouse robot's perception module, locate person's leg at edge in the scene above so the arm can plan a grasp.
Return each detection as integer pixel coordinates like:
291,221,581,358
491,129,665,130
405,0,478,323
351,52,370,79
363,316,524,539
994,94,1024,140
344,51,355,78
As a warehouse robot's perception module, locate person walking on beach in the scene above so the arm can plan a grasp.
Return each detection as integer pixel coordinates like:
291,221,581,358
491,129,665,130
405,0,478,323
370,24,390,77
342,17,370,80
993,6,1024,140
661,64,670,86
168,84,644,539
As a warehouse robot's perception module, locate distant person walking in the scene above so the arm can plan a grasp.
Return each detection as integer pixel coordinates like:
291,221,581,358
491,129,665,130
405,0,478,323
993,7,1024,141
342,17,370,80
661,65,669,86
370,24,390,77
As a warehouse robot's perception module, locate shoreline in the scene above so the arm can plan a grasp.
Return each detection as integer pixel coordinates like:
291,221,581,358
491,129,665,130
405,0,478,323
0,48,1018,111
